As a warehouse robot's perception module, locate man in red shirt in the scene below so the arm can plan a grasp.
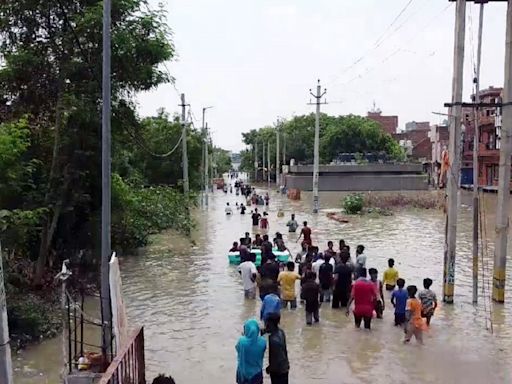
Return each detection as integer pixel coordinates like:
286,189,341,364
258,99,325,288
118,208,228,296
346,268,376,330
297,221,312,247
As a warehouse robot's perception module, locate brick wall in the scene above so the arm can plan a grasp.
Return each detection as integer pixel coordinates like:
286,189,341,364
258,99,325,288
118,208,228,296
367,111,398,135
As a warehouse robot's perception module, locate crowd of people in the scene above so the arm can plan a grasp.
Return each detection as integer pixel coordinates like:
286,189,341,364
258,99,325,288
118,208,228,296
235,219,438,384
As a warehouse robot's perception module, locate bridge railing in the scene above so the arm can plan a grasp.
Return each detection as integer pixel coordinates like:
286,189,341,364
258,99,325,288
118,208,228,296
98,326,145,384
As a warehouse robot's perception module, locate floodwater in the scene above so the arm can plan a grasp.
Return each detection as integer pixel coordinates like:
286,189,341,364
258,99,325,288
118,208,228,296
13,179,512,384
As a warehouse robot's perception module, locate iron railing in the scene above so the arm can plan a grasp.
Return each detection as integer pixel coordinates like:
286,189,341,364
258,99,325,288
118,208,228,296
98,327,145,384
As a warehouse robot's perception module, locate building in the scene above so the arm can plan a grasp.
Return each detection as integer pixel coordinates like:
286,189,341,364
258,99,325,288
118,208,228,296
461,86,503,187
367,110,399,135
393,123,432,160
405,121,430,132
429,124,450,164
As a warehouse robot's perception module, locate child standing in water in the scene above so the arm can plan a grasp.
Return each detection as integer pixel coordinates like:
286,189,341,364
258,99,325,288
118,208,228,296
265,313,290,384
391,278,408,326
383,258,399,291
236,319,266,384
418,278,438,326
260,212,269,230
404,285,424,344
369,268,384,319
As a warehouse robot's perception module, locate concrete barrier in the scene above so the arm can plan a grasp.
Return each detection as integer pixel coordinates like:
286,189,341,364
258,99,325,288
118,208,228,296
285,164,428,191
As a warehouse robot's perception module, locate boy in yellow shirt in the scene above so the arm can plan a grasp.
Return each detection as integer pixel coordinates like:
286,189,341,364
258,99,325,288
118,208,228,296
383,258,399,291
278,262,301,309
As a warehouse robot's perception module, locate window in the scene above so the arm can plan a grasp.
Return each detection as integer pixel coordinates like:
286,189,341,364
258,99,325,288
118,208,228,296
488,133,495,150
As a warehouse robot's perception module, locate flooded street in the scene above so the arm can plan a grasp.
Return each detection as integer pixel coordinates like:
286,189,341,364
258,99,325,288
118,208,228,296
14,182,512,383
121,184,512,383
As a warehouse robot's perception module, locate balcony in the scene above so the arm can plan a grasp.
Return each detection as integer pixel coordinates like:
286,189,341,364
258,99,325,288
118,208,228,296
478,143,499,158
478,115,496,127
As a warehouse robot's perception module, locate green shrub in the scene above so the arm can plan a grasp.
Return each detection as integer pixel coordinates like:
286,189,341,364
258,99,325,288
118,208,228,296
7,293,60,346
112,174,196,249
343,193,364,214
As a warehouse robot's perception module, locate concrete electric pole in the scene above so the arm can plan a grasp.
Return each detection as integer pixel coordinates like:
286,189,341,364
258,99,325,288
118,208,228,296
472,2,485,304
101,0,112,357
493,0,512,303
254,142,258,182
202,107,213,206
276,121,280,189
308,80,327,214
0,244,13,384
443,0,466,304
180,94,189,195
262,140,266,182
267,141,271,189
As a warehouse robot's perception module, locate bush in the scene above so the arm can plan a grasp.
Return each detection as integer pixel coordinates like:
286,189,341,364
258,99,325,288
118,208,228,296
343,193,364,214
7,293,60,347
112,174,196,249
364,192,443,210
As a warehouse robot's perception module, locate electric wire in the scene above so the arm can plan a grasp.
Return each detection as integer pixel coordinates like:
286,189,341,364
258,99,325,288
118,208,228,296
333,2,454,89
52,1,195,158
329,0,417,85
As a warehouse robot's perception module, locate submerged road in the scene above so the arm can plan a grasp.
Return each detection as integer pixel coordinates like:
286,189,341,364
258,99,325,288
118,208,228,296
14,178,512,383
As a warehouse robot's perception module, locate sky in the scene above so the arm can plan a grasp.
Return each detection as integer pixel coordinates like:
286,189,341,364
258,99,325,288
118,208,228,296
137,0,509,152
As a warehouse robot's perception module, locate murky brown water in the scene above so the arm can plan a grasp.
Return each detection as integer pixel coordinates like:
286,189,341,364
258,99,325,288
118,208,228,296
14,179,512,383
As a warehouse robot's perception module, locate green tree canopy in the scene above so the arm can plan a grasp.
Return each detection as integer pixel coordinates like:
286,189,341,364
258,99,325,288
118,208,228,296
240,113,404,170
0,0,177,283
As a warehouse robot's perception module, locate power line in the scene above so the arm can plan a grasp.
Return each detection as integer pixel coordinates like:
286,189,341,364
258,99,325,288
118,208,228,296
335,2,454,88
329,0,417,85
123,121,185,158
373,0,416,49
54,0,205,159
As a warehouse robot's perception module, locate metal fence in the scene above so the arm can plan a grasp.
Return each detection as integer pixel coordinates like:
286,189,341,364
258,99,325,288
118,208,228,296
98,327,145,384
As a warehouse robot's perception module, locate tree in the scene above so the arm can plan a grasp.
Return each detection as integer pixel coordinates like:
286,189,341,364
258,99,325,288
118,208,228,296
212,147,233,177
0,0,175,284
239,149,254,173
115,110,204,190
242,114,404,168
320,115,404,162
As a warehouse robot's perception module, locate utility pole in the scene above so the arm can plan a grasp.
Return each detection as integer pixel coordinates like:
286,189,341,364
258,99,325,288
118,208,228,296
267,141,271,189
180,94,189,194
308,80,327,214
276,122,280,189
443,0,466,304
493,0,512,303
254,142,258,182
205,123,209,203
262,140,266,182
202,107,213,206
0,244,13,384
210,139,214,190
101,0,112,357
282,134,287,168
472,2,485,304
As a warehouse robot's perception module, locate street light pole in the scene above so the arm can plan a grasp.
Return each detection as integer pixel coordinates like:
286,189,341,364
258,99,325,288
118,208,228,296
101,0,113,357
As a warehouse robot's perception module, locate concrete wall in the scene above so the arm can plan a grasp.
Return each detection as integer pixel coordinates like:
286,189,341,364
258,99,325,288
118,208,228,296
285,164,427,191
285,174,428,191
288,163,423,174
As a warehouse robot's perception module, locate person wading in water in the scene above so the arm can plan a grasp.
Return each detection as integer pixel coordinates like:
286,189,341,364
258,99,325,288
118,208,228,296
297,221,312,247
